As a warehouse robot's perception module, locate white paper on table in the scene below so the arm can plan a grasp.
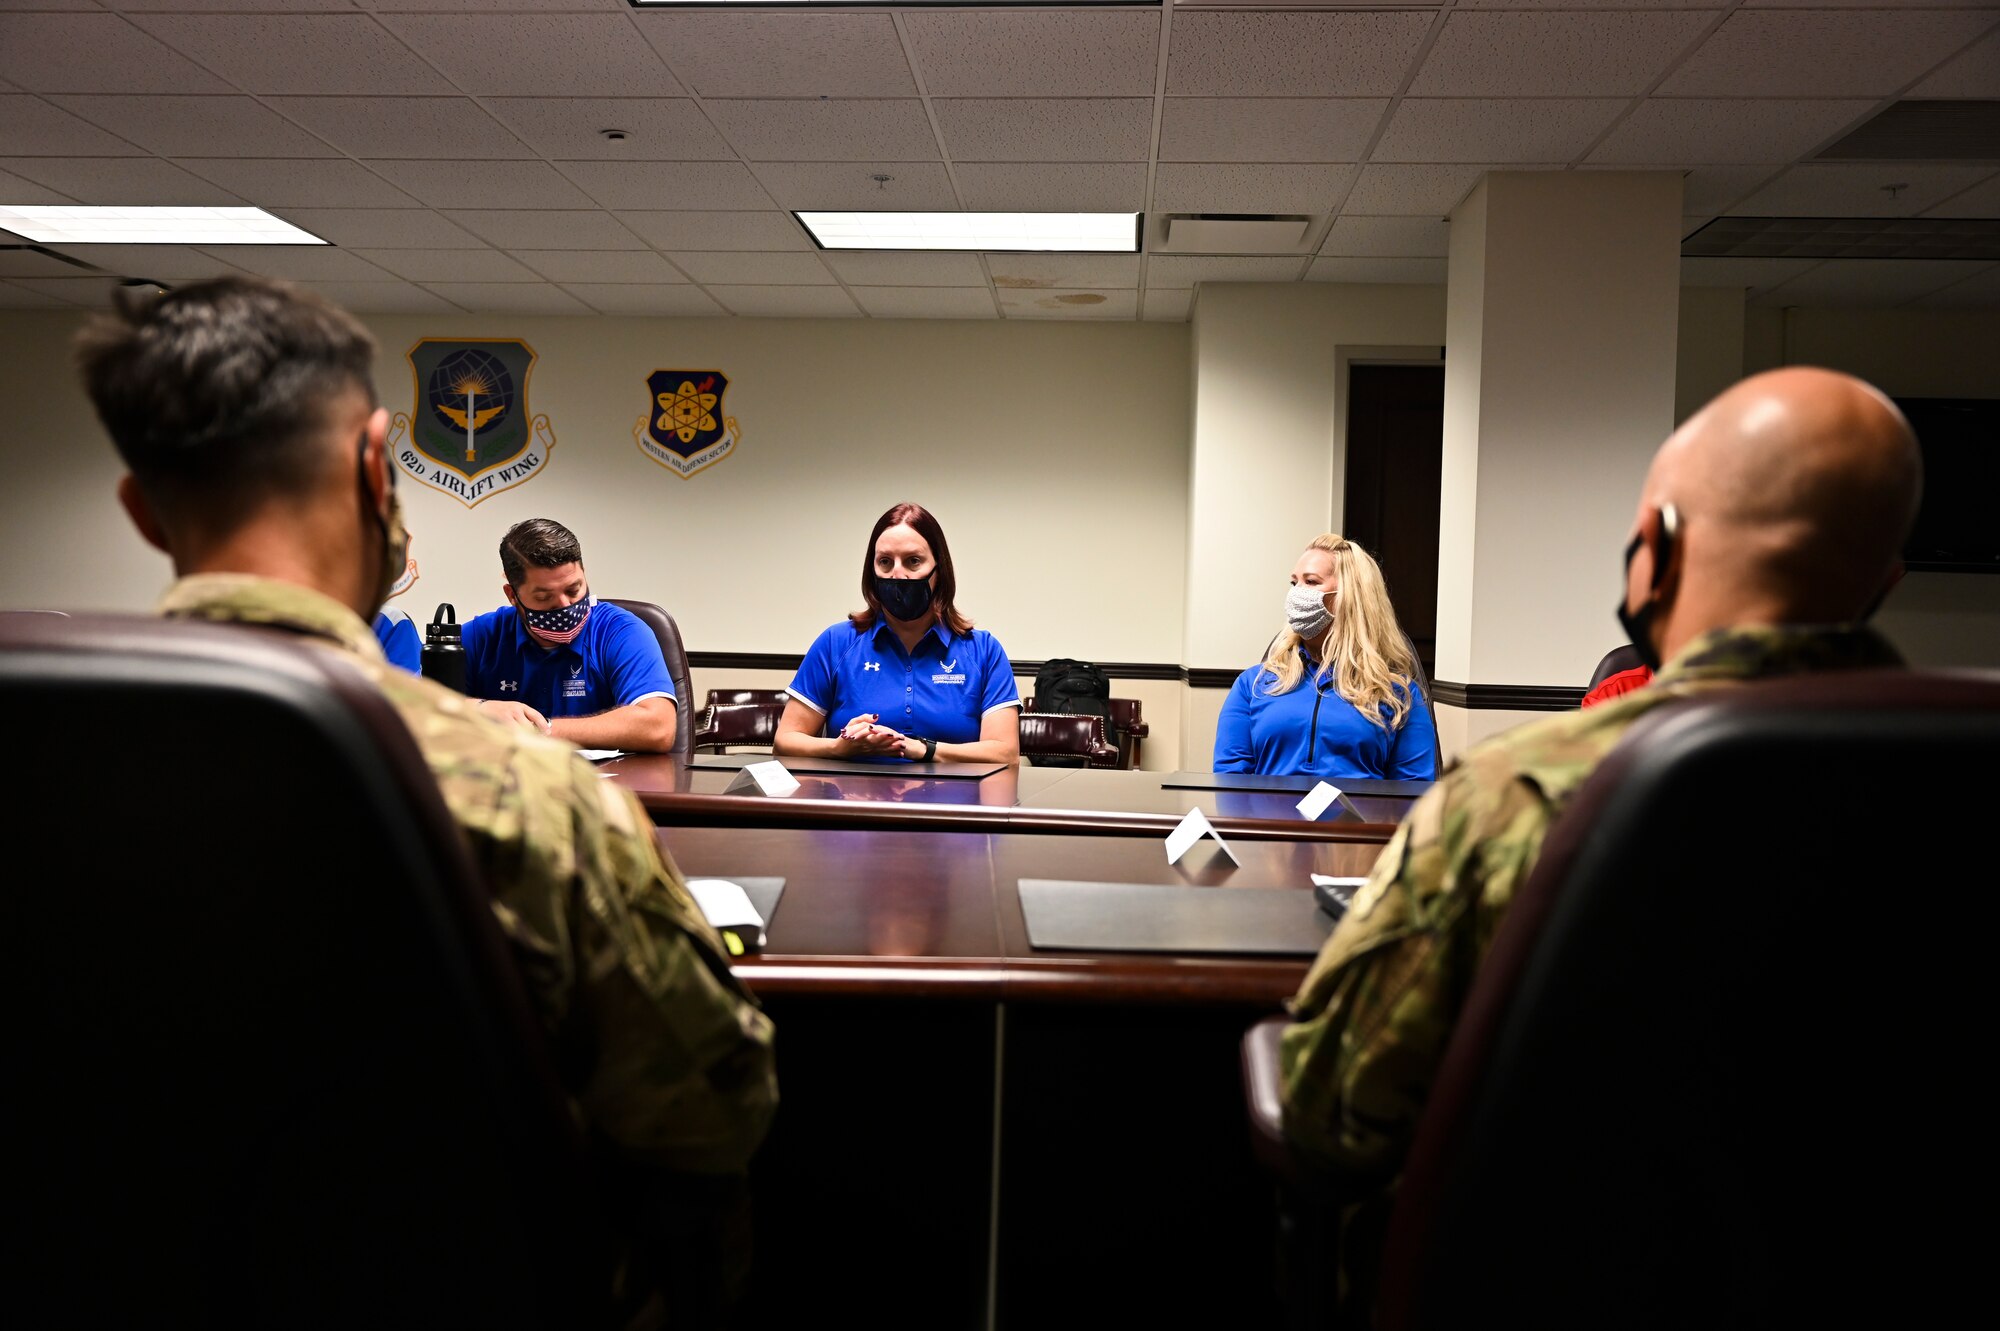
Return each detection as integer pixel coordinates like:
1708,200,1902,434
1310,874,1370,890
575,748,623,762
1296,781,1344,821
1165,807,1239,867
686,878,767,932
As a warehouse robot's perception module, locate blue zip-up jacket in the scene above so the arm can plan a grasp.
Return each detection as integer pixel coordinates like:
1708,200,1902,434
1213,658,1436,780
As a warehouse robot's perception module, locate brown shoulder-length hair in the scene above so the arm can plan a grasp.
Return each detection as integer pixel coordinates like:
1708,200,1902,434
850,502,974,637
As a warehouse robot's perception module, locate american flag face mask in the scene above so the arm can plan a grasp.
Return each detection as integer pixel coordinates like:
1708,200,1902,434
519,593,593,645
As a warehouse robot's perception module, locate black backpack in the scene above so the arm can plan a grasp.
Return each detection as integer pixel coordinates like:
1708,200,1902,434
1031,658,1116,766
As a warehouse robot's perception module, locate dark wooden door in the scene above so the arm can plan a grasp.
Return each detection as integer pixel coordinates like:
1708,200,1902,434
1343,364,1444,679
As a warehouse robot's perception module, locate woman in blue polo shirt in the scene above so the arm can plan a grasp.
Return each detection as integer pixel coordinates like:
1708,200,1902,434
1214,533,1436,780
776,503,1021,765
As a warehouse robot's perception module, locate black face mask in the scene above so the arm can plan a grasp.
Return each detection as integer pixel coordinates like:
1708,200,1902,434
1615,504,1677,673
874,575,934,623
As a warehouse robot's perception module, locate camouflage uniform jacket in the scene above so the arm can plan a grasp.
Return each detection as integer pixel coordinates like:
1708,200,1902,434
162,575,777,1174
1282,623,1902,1182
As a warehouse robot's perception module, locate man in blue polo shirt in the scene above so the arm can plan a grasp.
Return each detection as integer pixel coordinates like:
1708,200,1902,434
461,517,678,752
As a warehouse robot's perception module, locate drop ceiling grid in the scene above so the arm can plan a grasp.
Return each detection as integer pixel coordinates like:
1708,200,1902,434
0,2,1992,319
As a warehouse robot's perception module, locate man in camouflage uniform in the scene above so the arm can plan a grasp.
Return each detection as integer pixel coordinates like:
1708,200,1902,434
77,277,775,1319
1280,367,1921,1319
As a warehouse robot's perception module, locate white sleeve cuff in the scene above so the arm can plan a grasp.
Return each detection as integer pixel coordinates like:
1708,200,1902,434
786,687,827,716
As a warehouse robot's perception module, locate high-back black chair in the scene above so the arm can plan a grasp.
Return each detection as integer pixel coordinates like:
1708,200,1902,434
1,613,604,1328
606,596,694,762
1587,642,1646,691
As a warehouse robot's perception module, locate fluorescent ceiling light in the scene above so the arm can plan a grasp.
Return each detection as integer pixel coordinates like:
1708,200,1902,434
798,211,1140,253
0,206,326,246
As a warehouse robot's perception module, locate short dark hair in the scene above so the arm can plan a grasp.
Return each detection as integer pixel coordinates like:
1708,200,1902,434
500,518,584,588
852,502,972,636
75,277,376,523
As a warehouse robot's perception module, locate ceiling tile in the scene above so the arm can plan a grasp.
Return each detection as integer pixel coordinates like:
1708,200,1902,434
0,165,74,204
933,99,1152,163
616,210,809,252
1342,163,1524,216
998,287,1136,319
704,100,939,163
0,97,140,157
0,14,231,94
953,162,1149,212
1152,163,1356,215
1305,257,1448,285
823,251,988,287
0,282,76,311
199,245,394,281
348,249,540,283
487,98,735,161
0,247,91,277
668,252,833,286
1458,0,1728,7
354,0,631,10
634,12,913,98
1659,10,1997,99
1683,214,1713,240
108,2,366,10
850,286,997,320
270,97,526,159
1758,258,1992,308
362,159,596,211
748,161,957,211
508,250,688,284
1911,265,2000,311
1731,164,1999,218
988,253,1141,289
175,158,420,208
418,282,593,316
273,208,488,249
385,14,683,97
441,209,644,250
902,10,1160,98
1909,27,2000,100
1587,99,1878,166
561,284,724,317
1675,166,1785,216
290,280,460,315
0,276,126,307
38,243,245,279
1372,99,1627,164
1167,12,1434,98
0,156,241,205
51,95,334,158
133,14,441,95
1160,99,1384,164
1923,174,2000,221
1147,256,1301,288
1679,257,1821,293
555,160,774,211
1320,216,1451,258
708,285,860,318
1411,11,1711,98
1142,288,1193,322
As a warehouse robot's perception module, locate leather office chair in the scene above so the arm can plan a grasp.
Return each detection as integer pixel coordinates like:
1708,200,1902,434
695,700,784,752
1019,711,1121,767
1024,694,1150,769
605,597,693,762
1587,642,1646,692
1243,669,2000,1331
1,613,607,1329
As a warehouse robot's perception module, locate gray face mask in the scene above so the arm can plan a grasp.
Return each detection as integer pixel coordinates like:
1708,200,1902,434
1285,583,1333,640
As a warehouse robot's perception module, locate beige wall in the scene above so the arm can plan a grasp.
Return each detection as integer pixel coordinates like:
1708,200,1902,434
1675,286,1747,427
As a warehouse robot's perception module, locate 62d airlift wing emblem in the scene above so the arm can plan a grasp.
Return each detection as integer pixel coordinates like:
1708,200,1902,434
391,338,556,507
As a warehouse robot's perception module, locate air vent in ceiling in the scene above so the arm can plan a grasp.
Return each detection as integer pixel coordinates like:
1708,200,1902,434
1157,214,1311,254
1816,101,2000,162
1683,217,2000,262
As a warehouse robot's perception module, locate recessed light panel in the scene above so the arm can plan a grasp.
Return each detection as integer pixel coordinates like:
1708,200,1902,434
797,211,1141,253
0,206,327,246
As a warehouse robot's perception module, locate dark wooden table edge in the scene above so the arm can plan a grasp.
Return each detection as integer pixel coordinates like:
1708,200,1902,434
735,956,1308,1005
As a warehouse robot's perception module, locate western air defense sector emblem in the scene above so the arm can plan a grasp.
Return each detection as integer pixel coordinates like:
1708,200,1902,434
390,338,556,506
635,370,739,479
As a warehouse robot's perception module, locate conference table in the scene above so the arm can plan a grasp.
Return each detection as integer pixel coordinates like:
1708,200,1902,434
611,756,1426,1330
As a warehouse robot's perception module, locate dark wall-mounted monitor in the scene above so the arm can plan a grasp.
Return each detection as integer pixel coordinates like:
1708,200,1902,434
1896,397,2000,575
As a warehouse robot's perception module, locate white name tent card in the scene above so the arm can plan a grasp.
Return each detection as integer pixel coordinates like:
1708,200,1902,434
725,760,801,797
1296,781,1342,821
685,877,769,954
1165,807,1239,867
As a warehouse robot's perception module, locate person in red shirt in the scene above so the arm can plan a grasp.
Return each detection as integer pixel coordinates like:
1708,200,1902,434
1581,664,1652,707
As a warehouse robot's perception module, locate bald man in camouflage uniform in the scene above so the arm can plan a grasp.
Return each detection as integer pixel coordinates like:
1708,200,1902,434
78,277,774,1319
1280,367,1922,1319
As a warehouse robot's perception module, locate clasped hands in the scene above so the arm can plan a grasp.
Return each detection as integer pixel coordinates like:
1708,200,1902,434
835,712,923,761
478,698,552,735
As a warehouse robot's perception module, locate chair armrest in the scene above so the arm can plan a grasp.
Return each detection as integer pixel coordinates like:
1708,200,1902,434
1126,721,1150,738
692,703,718,746
1242,1015,1296,1183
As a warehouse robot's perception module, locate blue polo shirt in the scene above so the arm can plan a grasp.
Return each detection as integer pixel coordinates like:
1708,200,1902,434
788,619,1020,753
1213,660,1436,780
373,608,421,674
462,600,675,719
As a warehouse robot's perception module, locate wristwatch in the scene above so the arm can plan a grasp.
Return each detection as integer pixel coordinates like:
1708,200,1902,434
916,735,937,762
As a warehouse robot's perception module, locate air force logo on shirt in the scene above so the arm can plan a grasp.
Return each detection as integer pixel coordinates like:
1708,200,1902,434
564,662,588,699
933,658,966,686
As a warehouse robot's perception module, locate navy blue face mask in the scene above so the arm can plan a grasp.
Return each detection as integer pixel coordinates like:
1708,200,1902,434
874,576,934,623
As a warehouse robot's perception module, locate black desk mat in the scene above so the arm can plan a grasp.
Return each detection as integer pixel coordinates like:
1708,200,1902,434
690,754,1006,780
1160,771,1434,799
1018,879,1336,957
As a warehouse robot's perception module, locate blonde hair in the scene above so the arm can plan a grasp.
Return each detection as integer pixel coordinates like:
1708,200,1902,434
1259,534,1420,731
